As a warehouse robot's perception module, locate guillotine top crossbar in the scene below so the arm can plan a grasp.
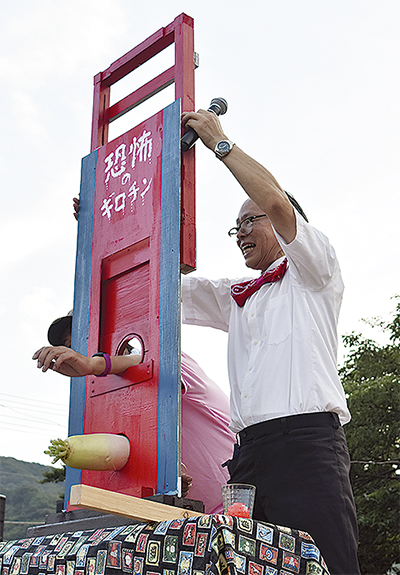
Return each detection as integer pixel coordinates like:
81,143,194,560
90,13,195,152
100,28,175,87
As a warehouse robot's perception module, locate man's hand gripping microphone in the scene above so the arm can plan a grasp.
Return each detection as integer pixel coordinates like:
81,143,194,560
181,97,228,152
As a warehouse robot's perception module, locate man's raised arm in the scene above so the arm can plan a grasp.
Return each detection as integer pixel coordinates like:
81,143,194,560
181,109,296,243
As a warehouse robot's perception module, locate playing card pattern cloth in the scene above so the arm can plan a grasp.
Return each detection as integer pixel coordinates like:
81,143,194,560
0,515,330,575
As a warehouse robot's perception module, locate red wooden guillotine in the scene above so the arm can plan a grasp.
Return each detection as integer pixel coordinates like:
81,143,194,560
65,13,196,510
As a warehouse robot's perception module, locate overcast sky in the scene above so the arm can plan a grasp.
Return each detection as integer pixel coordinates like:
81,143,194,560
0,0,399,466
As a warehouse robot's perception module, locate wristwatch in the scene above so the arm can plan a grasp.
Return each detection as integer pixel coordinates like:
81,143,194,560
214,139,235,160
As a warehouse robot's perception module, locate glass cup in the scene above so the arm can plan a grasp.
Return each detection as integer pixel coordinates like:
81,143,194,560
221,483,256,518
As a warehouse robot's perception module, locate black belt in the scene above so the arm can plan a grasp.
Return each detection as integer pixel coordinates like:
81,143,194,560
238,412,340,444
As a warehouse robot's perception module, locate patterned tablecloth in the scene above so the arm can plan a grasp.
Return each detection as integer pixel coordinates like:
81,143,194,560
0,515,330,575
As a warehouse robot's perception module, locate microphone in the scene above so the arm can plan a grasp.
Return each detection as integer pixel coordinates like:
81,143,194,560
181,97,228,152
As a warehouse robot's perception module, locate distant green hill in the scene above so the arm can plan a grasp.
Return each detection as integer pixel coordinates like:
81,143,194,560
0,456,64,540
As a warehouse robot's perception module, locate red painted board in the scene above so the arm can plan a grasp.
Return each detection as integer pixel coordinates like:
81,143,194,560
81,111,164,497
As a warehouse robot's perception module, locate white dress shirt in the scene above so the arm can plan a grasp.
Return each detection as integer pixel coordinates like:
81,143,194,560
182,211,350,433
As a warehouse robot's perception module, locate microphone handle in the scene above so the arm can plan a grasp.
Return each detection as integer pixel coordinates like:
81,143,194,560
181,127,200,152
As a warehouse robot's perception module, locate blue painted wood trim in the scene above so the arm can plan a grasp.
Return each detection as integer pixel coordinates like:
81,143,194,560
64,149,97,508
157,99,181,494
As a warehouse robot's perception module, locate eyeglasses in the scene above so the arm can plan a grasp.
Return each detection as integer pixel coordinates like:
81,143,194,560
228,214,267,237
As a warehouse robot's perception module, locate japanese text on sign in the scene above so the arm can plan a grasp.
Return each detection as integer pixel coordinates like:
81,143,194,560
101,129,154,222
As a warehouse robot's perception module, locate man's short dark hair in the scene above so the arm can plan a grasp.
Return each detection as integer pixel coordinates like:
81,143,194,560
285,191,308,222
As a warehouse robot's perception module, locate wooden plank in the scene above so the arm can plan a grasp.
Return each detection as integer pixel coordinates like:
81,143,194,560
174,14,196,273
65,149,98,507
157,99,181,494
70,484,203,522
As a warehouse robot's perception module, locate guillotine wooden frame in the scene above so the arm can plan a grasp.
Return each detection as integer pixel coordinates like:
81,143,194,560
64,13,196,511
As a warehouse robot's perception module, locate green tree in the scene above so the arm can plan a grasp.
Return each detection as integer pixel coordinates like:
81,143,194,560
0,456,65,540
340,297,400,575
40,465,66,485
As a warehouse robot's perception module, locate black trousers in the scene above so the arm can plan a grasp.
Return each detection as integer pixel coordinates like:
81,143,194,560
227,412,360,575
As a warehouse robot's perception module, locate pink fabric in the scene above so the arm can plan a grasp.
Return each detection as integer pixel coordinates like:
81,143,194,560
181,352,236,514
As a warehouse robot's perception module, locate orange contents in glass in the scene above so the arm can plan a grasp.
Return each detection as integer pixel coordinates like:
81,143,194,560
227,502,250,518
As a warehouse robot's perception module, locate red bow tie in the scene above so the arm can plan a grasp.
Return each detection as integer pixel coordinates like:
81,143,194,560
231,259,288,307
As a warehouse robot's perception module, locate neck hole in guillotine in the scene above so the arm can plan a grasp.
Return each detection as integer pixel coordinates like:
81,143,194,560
117,333,145,362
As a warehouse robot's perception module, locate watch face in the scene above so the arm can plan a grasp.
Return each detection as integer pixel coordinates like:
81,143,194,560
217,141,230,153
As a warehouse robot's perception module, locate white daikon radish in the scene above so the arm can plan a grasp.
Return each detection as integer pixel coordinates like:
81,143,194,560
45,433,130,471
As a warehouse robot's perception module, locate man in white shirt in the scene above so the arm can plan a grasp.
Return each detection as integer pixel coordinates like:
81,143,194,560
181,109,360,575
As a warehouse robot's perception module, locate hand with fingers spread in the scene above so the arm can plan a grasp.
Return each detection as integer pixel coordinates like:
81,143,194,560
33,346,104,377
33,346,141,377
